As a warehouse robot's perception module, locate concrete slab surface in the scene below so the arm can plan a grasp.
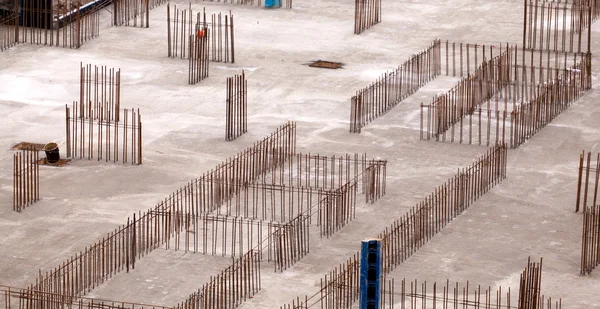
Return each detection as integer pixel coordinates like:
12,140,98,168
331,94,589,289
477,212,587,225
1,0,600,308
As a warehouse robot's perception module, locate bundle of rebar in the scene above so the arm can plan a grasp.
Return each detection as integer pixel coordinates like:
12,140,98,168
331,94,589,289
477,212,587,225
188,27,210,84
575,151,600,213
226,70,247,141
518,257,544,309
13,148,40,212
354,0,381,34
581,205,600,275
167,5,235,63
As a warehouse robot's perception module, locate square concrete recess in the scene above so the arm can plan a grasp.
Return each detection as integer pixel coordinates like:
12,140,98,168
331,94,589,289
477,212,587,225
308,60,344,69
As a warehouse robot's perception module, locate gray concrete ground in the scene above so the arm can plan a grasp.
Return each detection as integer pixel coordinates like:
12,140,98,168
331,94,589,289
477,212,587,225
1,0,600,308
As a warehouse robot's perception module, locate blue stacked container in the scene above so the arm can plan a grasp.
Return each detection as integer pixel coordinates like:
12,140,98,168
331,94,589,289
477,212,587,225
360,238,381,309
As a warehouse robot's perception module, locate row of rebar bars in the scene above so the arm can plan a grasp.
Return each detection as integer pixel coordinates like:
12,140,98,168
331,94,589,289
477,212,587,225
113,0,149,27
523,0,592,54
147,152,383,243
279,254,360,309
211,153,385,235
113,0,166,27
13,149,40,212
146,184,313,271
167,5,235,63
581,205,600,275
575,150,600,213
353,0,381,34
0,284,175,309
420,45,591,148
510,64,589,148
282,258,560,309
65,102,143,164
201,0,292,9
3,252,260,309
518,257,544,309
148,203,311,272
174,250,261,309
350,39,441,133
272,214,311,272
261,153,372,189
420,45,514,142
280,145,507,309
29,123,296,300
0,0,19,51
377,145,507,274
80,63,121,122
226,70,247,140
188,28,210,84
155,211,269,257
381,275,559,309
23,120,384,308
318,181,357,238
436,40,578,78
154,152,383,221
18,0,100,49
577,152,600,274
208,181,328,222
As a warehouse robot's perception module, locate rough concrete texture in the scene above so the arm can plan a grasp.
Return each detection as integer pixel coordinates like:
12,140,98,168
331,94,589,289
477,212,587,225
1,0,600,308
